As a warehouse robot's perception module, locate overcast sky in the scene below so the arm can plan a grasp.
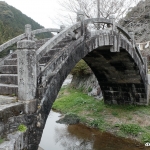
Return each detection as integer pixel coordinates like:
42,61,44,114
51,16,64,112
4,0,139,29
4,0,62,28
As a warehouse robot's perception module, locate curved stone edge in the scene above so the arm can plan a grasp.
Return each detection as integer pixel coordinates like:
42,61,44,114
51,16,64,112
31,28,61,35
0,28,60,53
36,23,81,61
83,18,132,40
0,34,25,53
37,37,84,84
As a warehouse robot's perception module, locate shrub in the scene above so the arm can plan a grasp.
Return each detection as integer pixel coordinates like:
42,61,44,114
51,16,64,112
71,59,92,76
18,124,27,132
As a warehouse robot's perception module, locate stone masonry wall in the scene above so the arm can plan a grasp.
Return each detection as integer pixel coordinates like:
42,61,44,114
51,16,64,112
71,74,103,99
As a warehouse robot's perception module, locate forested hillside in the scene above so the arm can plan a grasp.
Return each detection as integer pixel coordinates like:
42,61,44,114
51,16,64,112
0,1,53,45
120,0,150,42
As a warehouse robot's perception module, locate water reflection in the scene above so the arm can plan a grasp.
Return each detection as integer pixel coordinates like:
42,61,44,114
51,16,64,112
40,110,148,150
67,124,148,150
55,126,93,150
39,111,66,150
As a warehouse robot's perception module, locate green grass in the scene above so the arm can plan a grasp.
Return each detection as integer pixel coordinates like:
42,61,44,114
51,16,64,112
52,86,150,143
0,138,4,144
53,87,105,115
120,124,143,136
111,111,119,117
142,133,150,143
18,124,27,132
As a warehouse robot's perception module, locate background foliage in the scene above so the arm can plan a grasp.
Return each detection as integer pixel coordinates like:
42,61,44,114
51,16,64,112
0,1,53,57
71,59,92,76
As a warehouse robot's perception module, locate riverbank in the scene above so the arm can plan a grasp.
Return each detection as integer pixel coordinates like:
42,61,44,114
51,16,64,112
52,85,150,144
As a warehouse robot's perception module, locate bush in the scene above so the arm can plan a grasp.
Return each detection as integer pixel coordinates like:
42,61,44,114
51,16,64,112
18,124,27,132
71,59,92,76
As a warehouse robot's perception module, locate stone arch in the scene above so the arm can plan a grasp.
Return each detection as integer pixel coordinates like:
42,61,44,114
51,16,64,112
35,31,147,149
38,33,147,109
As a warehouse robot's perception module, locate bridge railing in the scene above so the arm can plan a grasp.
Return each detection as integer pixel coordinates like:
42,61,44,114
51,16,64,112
84,19,142,51
35,17,124,63
0,25,61,66
36,23,81,62
0,27,61,53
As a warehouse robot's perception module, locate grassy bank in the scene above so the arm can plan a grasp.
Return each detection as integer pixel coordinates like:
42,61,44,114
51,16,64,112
52,86,150,144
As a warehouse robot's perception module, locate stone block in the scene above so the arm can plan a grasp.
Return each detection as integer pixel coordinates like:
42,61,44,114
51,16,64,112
0,84,18,96
0,122,4,135
24,99,37,114
0,65,17,74
0,74,18,85
17,40,36,49
4,59,17,65
39,56,51,64
11,53,17,59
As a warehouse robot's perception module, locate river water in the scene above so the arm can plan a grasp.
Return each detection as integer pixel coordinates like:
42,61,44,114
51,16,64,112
39,110,148,150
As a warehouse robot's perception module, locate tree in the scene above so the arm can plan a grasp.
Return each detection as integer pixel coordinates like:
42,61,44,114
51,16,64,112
53,0,140,26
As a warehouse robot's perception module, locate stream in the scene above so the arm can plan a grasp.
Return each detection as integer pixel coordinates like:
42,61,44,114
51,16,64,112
39,110,148,150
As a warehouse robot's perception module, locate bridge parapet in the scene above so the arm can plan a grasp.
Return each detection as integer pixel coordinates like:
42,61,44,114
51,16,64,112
0,26,61,54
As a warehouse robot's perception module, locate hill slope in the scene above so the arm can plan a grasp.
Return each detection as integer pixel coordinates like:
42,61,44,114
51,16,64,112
0,1,53,45
120,0,150,42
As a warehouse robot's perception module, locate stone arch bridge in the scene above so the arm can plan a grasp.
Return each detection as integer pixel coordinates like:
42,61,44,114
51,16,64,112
0,14,149,149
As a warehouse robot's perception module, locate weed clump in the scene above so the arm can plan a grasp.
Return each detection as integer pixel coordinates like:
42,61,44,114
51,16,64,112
120,124,142,136
18,124,27,132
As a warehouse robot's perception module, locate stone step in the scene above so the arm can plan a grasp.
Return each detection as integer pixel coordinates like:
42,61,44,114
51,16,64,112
39,56,51,64
125,70,139,74
4,59,17,65
52,39,71,49
53,42,68,49
45,49,61,56
61,37,72,42
0,74,18,85
11,54,17,59
35,38,50,50
0,65,17,74
0,84,18,96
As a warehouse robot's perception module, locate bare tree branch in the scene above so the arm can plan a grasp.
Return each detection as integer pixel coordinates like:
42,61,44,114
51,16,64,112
51,0,141,26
